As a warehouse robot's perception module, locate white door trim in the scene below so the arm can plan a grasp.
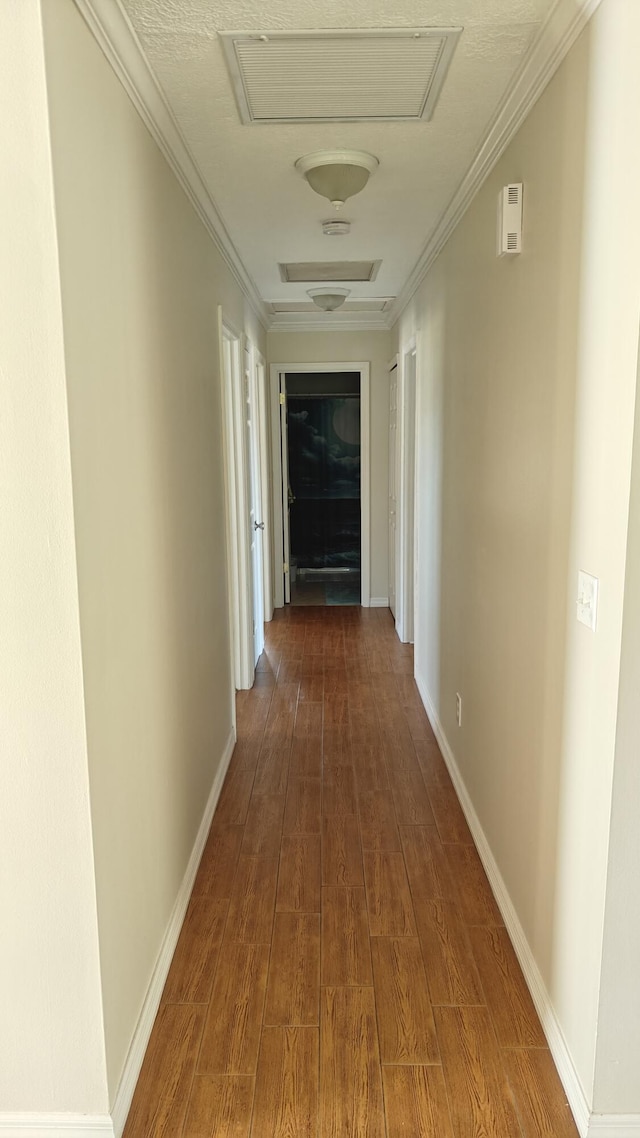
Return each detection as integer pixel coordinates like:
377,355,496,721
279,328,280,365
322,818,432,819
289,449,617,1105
269,365,285,609
219,308,254,690
269,361,371,608
388,354,399,623
253,347,273,623
397,339,418,643
244,339,265,665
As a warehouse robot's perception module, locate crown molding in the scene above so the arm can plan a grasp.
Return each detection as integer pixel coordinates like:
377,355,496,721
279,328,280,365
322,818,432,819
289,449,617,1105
388,0,604,326
73,0,603,339
72,0,269,331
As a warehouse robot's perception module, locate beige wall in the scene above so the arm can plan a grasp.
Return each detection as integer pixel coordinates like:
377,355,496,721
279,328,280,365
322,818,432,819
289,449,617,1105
42,0,265,1101
593,332,640,1115
393,0,640,1118
0,0,108,1115
267,330,391,603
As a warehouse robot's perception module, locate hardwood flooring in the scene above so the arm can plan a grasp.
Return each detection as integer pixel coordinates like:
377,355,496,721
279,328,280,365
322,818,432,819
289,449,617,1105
123,606,578,1138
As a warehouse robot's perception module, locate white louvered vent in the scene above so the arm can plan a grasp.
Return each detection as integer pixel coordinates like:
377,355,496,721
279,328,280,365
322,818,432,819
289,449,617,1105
279,261,381,283
497,183,523,257
270,299,390,314
219,28,461,124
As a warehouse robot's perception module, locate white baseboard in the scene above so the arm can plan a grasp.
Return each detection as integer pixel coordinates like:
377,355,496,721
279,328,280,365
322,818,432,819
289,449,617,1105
110,728,236,1137
369,596,389,608
587,1118,640,1137
414,670,592,1138
0,1116,114,1137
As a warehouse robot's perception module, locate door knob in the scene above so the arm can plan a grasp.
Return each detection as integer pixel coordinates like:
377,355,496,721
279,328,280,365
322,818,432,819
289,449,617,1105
254,521,265,530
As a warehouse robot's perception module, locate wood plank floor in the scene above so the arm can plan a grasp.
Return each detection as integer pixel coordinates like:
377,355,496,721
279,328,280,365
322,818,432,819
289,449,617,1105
123,606,578,1138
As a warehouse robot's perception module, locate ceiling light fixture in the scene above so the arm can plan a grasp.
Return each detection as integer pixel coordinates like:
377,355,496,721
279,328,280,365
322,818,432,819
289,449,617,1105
295,150,379,211
322,219,351,237
307,287,351,312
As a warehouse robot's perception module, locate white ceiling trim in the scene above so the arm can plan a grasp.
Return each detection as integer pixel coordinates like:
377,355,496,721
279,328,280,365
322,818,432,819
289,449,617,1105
388,0,605,326
72,0,269,330
269,310,390,332
72,0,603,337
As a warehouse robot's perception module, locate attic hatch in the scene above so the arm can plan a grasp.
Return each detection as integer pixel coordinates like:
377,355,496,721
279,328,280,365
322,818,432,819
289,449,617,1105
219,28,462,124
269,299,390,314
279,261,381,283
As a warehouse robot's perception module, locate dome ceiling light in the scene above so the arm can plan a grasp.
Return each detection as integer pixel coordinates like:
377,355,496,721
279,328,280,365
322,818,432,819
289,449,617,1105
307,287,351,312
295,150,379,211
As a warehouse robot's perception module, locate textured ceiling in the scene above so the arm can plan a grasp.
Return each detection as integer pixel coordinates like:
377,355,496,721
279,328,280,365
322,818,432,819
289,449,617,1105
121,0,556,308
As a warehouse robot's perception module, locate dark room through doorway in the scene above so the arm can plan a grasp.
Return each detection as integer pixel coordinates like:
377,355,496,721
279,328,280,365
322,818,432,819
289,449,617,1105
286,372,361,606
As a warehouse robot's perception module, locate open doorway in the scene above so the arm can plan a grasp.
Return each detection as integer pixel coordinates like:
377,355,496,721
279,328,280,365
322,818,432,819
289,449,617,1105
287,372,361,605
270,361,371,609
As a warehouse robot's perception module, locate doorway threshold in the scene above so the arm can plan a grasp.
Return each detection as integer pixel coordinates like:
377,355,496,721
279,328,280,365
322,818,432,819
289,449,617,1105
291,569,361,606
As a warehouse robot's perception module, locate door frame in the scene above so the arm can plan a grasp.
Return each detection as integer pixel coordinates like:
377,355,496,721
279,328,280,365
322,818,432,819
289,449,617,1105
218,307,254,691
388,354,399,623
269,361,371,609
252,346,273,624
243,339,265,666
396,339,418,643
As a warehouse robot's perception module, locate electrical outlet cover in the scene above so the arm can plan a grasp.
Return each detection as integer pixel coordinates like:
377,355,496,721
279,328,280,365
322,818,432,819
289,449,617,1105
577,570,598,631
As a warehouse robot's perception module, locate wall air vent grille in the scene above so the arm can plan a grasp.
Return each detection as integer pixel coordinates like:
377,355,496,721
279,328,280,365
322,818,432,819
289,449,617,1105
497,183,523,257
279,261,381,283
219,28,461,124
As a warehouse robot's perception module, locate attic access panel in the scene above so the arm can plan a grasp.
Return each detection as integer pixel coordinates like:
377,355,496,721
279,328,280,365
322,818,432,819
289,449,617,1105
279,261,381,283
219,28,462,124
269,299,390,313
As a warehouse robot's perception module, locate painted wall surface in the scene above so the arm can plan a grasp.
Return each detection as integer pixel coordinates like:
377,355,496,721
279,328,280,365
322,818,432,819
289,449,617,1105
0,0,108,1114
593,334,640,1115
42,0,266,1101
267,330,391,603
394,0,640,1113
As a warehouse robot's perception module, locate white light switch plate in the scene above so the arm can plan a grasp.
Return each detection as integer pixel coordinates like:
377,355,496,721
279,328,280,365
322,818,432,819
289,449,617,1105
577,570,599,631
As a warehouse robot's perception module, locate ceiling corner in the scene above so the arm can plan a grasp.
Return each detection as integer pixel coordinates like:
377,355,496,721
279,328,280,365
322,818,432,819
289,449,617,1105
72,0,269,328
393,0,605,319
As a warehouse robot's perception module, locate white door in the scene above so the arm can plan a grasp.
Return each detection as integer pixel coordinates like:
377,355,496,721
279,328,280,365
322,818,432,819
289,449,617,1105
280,374,292,604
401,349,417,642
388,363,398,618
219,313,252,689
244,344,264,665
255,357,273,622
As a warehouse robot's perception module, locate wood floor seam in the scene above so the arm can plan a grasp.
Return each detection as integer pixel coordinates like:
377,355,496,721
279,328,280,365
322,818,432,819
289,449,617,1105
123,608,578,1138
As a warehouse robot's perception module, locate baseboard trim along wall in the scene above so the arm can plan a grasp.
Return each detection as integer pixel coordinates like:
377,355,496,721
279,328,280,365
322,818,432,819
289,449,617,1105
0,729,239,1138
369,596,390,608
587,1118,640,1137
414,670,594,1138
109,727,236,1137
0,1118,114,1137
416,671,640,1138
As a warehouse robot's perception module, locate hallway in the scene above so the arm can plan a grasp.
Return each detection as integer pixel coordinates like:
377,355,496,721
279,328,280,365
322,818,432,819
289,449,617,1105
123,607,577,1138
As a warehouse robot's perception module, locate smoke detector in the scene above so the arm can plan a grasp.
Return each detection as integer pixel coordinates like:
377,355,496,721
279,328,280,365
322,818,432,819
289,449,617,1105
323,219,351,237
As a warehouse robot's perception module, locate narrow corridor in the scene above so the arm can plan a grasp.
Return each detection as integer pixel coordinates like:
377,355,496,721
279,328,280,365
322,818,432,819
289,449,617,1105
123,607,578,1137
